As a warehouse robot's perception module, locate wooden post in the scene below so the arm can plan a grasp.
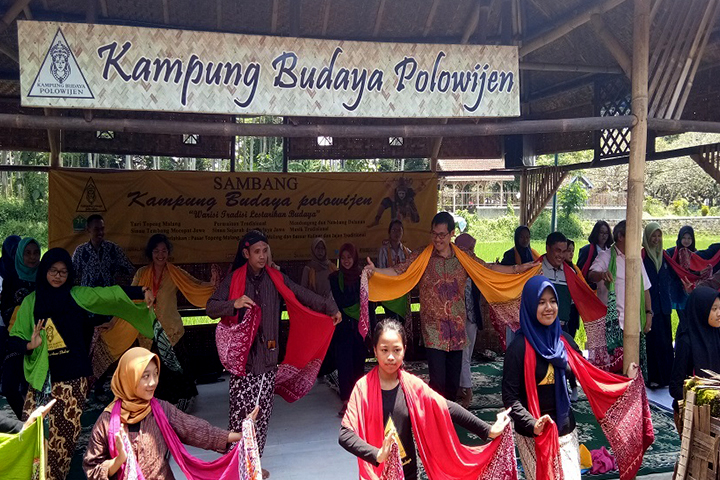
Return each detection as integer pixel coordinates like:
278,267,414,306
623,0,650,375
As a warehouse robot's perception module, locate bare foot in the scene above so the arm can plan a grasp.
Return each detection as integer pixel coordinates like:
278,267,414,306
262,468,270,479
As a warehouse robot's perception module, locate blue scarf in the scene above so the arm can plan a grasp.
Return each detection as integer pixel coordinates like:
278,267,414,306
518,275,570,426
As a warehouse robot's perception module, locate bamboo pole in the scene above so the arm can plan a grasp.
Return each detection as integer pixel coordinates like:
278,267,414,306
519,0,629,56
624,0,650,376
672,0,720,119
0,113,637,138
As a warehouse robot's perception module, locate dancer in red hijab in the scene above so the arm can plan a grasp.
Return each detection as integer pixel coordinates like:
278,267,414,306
340,318,515,480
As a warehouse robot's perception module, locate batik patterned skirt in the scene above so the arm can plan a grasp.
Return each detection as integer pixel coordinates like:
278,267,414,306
23,377,89,480
516,430,581,480
229,368,277,457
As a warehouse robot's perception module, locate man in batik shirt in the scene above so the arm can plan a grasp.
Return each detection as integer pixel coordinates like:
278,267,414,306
72,214,135,287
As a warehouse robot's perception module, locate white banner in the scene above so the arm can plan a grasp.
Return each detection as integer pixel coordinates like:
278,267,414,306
19,21,520,118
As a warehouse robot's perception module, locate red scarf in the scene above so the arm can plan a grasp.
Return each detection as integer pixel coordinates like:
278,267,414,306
523,337,654,480
580,244,597,279
665,247,720,284
223,265,335,402
561,262,624,372
342,367,517,480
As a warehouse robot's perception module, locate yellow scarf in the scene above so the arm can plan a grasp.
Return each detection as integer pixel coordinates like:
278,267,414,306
98,263,216,363
137,263,216,308
368,244,542,303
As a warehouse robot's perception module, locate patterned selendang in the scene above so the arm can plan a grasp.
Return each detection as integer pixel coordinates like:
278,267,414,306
241,418,263,480
605,290,623,354
585,316,623,373
598,375,655,480
486,298,521,350
380,442,405,480
153,318,183,373
275,358,323,402
23,377,89,480
479,425,519,480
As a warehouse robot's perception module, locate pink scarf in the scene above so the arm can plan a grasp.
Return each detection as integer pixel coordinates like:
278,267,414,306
108,399,262,480
342,367,517,480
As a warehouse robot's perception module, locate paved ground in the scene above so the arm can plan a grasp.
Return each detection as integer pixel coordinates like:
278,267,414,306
171,374,679,480
171,375,357,479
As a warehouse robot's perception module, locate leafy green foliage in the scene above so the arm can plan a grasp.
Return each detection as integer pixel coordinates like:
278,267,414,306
557,182,588,218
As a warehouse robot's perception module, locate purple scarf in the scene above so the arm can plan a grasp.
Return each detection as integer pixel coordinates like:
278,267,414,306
108,399,262,480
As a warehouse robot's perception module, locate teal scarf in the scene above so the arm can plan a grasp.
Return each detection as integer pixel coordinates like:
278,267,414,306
14,237,40,282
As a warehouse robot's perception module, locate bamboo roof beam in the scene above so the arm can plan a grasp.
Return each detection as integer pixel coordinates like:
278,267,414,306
161,0,170,24
423,0,441,37
675,0,720,118
322,0,332,36
372,0,387,37
0,114,636,138
666,0,720,119
429,1,483,171
520,61,623,74
0,0,32,34
589,14,632,77
99,0,108,17
520,0,629,57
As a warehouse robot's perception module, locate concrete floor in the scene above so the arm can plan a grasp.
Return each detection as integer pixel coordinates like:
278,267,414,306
171,375,358,479
171,374,678,480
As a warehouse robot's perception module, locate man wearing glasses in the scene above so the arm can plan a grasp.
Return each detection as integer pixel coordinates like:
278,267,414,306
367,212,533,400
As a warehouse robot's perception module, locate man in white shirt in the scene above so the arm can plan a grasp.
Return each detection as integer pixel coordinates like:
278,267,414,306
588,220,653,333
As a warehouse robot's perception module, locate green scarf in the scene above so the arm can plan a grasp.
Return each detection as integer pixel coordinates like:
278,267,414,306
14,237,40,282
0,417,45,480
9,286,155,391
381,295,408,318
339,272,361,320
642,222,663,273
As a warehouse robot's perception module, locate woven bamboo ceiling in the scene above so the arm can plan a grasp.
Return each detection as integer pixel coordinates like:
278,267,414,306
0,0,718,159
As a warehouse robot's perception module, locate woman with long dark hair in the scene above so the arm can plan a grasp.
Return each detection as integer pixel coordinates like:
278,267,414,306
577,220,612,290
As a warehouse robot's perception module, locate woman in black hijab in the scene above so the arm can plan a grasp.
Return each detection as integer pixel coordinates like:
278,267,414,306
500,226,537,266
669,286,720,423
7,248,153,480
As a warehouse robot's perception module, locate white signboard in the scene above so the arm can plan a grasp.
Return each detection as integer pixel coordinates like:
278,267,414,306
19,21,520,118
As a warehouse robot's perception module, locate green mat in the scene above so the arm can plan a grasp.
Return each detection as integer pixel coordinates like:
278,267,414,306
402,359,680,479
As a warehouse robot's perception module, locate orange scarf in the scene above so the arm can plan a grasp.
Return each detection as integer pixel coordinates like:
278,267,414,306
136,263,216,308
366,244,542,348
368,244,541,304
515,247,541,266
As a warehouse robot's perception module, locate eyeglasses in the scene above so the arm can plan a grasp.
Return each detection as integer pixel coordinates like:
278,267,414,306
48,268,68,278
429,231,450,240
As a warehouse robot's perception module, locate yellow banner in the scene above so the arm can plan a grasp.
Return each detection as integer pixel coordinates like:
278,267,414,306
49,170,437,264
